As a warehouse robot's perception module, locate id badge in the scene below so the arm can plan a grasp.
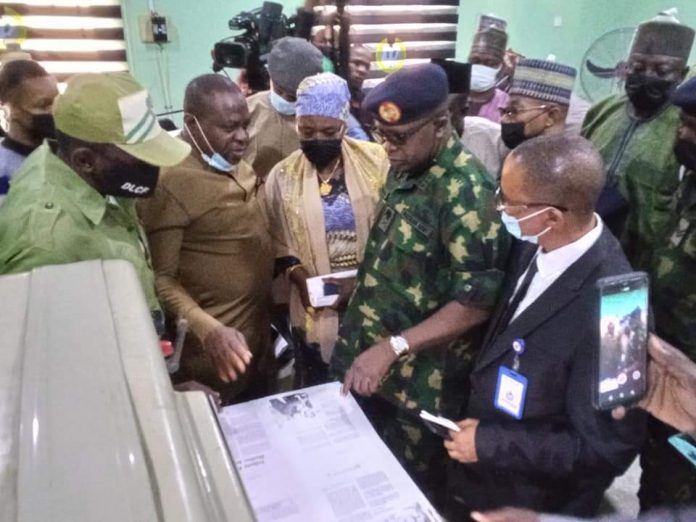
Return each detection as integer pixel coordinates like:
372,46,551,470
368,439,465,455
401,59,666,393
669,433,696,468
495,366,528,420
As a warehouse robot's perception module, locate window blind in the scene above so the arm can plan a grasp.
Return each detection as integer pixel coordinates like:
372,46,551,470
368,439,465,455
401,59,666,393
316,1,459,87
0,0,127,82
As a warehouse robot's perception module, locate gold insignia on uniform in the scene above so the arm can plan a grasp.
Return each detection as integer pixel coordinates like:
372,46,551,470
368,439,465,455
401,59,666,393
379,101,402,124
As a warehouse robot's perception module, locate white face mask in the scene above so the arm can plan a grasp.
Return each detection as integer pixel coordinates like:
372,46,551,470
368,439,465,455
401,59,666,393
470,64,500,93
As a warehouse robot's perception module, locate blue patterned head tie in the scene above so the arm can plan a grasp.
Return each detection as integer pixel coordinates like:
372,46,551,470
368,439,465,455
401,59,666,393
296,72,351,122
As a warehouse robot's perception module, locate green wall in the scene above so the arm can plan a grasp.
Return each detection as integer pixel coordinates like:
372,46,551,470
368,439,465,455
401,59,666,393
122,1,696,113
456,1,696,73
121,0,302,115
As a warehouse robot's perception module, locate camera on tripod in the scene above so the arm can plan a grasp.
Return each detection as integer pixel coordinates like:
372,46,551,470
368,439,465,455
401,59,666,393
212,2,294,92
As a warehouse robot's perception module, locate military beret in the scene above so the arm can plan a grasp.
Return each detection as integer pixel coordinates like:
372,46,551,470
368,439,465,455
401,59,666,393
431,59,472,95
363,63,449,126
672,77,696,115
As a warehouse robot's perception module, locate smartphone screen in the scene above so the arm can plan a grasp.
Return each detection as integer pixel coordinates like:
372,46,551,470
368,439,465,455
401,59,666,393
323,282,339,296
595,273,649,410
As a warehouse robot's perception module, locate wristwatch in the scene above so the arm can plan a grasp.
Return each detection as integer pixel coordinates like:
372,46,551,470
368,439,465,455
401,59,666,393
389,335,410,357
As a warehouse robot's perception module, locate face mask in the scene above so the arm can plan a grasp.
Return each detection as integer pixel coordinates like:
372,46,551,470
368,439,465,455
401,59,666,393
501,121,527,149
98,162,160,198
27,113,56,141
301,138,342,171
625,73,675,113
500,207,552,244
674,139,696,171
185,116,236,173
470,64,500,93
270,90,297,116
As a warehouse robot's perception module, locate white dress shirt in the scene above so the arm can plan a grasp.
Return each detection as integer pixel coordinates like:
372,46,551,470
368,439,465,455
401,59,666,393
511,215,604,322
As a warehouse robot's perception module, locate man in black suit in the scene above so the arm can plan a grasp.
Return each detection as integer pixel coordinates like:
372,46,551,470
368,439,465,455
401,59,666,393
443,134,646,519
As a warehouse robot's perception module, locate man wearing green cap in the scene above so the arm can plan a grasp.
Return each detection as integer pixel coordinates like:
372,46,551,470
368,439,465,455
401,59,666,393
582,11,695,272
0,72,190,315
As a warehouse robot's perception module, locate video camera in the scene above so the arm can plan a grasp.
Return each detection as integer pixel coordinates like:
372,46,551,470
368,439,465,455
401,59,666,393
212,1,294,92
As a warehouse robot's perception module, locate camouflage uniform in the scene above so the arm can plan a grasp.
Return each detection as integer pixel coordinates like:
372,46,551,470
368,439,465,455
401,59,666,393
640,168,696,511
330,136,509,505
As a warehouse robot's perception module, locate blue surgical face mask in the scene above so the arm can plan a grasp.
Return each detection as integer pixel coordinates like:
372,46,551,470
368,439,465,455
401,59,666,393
270,90,296,116
185,116,236,173
470,64,500,93
500,207,552,244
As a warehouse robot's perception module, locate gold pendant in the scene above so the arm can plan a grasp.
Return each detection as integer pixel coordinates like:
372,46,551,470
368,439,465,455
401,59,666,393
320,181,332,196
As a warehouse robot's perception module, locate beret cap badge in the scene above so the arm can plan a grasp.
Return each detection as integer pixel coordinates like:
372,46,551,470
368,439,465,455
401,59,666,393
379,101,402,124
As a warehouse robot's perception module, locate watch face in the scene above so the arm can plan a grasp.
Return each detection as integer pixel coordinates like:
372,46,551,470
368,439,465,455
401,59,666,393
390,336,409,355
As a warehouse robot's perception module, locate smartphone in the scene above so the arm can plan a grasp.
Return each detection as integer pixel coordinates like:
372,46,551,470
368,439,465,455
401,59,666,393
594,272,649,410
419,410,460,440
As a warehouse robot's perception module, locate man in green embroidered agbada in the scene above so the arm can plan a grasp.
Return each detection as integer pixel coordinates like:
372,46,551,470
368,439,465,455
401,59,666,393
581,11,695,271
330,64,509,508
0,73,191,315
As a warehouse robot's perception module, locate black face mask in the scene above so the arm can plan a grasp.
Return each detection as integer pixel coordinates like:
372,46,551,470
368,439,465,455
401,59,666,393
625,73,676,113
674,138,696,171
27,113,56,142
301,138,342,171
501,122,527,149
97,162,160,198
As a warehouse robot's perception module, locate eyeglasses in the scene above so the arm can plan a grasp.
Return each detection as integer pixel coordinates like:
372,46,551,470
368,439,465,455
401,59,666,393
373,116,436,146
497,105,549,119
495,186,568,212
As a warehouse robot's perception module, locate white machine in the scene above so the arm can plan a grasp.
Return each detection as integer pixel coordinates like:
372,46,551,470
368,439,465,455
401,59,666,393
0,260,255,522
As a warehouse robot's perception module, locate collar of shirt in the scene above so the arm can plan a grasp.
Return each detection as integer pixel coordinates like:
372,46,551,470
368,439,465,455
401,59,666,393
534,213,604,279
43,143,108,225
510,215,603,321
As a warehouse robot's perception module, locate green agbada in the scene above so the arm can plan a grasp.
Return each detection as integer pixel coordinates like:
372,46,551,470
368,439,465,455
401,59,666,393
650,169,696,361
330,136,509,416
0,142,159,311
582,94,682,271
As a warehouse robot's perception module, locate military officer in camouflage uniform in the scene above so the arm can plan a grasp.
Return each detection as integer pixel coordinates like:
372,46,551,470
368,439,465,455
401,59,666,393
329,64,510,507
639,76,696,512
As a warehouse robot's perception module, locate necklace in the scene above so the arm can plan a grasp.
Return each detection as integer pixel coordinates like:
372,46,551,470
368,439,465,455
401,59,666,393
318,159,341,196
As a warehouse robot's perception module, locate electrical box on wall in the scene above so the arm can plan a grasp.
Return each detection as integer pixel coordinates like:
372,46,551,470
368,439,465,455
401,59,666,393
139,14,170,43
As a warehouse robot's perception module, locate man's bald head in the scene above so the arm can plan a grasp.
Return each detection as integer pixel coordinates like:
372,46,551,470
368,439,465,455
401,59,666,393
507,134,605,219
183,73,244,118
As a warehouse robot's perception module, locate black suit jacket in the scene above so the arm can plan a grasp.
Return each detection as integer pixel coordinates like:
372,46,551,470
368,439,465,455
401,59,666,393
446,227,647,518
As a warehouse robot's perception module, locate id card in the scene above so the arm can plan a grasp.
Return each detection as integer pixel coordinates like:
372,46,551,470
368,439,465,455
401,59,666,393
495,366,528,420
669,433,696,468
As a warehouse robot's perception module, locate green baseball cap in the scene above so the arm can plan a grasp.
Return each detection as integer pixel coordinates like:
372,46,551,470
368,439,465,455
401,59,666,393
54,72,190,167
